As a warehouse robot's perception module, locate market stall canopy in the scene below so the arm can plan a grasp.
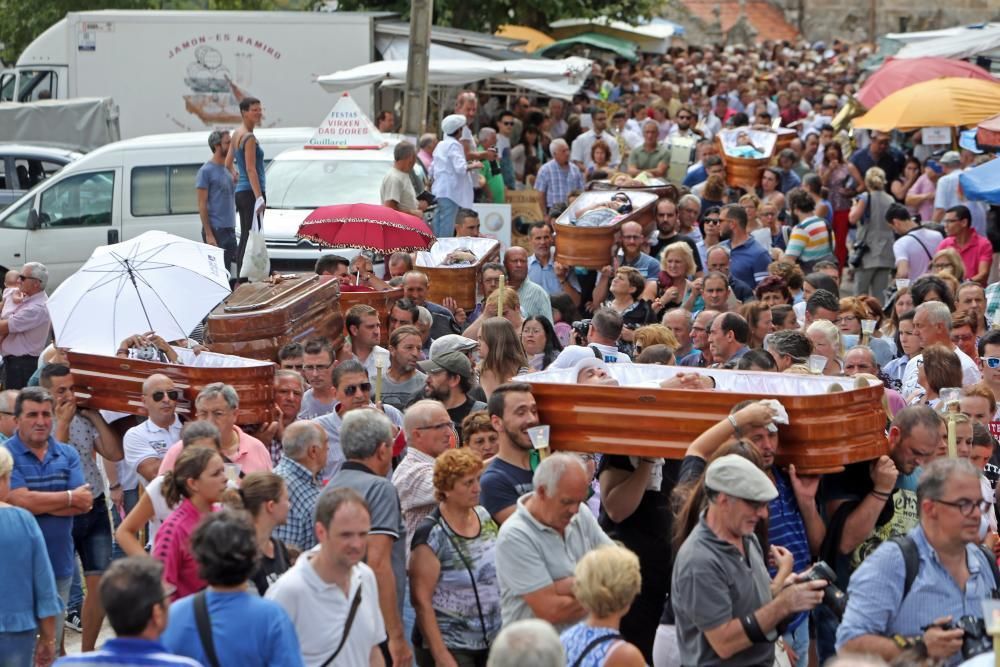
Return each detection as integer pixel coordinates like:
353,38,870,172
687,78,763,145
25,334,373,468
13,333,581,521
855,57,996,109
536,33,639,62
958,157,1000,204
977,113,1000,149
893,23,1000,60
548,17,683,55
316,57,591,100
494,25,555,53
852,77,1000,131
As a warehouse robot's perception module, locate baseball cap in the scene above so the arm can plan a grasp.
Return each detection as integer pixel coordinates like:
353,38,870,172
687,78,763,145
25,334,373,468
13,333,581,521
441,114,466,136
418,351,473,379
429,334,478,358
939,150,961,166
926,159,943,175
705,454,778,502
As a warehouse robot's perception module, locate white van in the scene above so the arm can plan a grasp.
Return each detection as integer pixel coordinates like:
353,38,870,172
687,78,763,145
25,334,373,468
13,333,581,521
262,144,398,264
0,127,312,288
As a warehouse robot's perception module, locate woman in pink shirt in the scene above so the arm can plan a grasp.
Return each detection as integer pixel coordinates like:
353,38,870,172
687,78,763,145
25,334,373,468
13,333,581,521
153,446,228,600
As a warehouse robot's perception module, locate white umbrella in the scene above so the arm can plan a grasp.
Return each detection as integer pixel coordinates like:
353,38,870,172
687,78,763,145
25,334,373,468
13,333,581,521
48,231,231,354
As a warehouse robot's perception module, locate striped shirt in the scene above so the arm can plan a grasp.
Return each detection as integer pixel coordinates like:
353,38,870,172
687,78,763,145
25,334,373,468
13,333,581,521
784,216,833,265
836,524,996,666
768,469,811,632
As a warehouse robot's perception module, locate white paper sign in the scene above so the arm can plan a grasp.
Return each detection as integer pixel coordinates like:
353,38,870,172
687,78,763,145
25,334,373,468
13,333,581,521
922,126,951,145
472,204,512,251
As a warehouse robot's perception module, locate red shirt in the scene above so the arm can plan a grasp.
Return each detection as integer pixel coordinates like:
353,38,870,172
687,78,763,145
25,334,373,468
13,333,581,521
153,498,207,600
938,230,992,281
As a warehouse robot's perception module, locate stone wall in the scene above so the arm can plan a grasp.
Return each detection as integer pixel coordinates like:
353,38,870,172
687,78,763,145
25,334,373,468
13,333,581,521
774,0,1000,44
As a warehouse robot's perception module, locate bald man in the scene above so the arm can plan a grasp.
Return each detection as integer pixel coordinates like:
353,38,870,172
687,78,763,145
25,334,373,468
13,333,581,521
123,374,183,485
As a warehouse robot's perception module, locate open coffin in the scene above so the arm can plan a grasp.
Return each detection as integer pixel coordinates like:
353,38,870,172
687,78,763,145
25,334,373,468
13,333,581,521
519,364,888,474
716,127,780,189
416,237,502,311
67,348,276,425
554,189,660,269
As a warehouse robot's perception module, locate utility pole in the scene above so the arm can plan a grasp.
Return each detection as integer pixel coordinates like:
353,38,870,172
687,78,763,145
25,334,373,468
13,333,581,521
402,0,432,135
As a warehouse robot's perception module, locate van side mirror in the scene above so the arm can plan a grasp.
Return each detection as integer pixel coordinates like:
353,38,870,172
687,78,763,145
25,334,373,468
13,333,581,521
26,209,39,230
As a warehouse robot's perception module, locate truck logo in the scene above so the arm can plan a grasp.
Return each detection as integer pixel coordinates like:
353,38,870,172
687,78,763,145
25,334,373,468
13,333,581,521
182,45,257,125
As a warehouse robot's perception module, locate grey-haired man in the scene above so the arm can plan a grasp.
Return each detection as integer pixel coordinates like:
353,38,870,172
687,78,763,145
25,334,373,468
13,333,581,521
196,129,237,277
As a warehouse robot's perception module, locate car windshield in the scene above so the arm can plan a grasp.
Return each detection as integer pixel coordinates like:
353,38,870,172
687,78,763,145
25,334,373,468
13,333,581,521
265,159,391,209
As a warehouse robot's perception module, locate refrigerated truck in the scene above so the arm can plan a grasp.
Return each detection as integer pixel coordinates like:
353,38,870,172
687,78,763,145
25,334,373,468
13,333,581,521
0,10,389,138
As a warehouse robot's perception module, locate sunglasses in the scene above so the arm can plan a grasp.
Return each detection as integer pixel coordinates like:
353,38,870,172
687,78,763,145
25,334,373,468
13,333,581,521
500,121,514,126
150,390,181,402
341,382,372,397
984,357,1000,369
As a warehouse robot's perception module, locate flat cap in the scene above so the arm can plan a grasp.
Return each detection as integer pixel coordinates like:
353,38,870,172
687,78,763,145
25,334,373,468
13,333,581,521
705,454,777,502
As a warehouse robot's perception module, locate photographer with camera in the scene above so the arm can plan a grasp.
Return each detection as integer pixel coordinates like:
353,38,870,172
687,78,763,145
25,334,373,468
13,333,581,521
672,454,828,666
578,307,631,363
837,458,999,665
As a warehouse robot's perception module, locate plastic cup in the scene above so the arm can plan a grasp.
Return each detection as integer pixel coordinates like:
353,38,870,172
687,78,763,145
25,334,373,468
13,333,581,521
527,425,551,451
895,279,910,290
808,355,827,375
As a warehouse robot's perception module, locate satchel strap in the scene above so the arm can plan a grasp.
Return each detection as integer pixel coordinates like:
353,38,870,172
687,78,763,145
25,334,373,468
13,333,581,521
320,585,364,667
570,631,622,667
193,591,222,667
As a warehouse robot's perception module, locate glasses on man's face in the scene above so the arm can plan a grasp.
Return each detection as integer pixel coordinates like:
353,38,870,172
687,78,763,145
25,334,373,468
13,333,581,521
302,364,333,373
283,364,305,371
341,382,372,397
703,218,720,225
501,121,514,126
932,497,989,517
17,274,38,283
415,422,454,432
983,357,1000,369
150,390,181,402
942,218,960,225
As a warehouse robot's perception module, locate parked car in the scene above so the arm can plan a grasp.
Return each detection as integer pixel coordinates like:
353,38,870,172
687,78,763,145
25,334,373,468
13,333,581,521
0,144,82,210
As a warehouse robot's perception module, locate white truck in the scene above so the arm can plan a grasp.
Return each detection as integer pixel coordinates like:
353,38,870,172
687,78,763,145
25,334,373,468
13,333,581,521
0,10,386,138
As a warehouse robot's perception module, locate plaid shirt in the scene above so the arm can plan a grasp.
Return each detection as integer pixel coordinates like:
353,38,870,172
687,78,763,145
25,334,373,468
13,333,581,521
391,447,437,554
534,159,584,209
272,456,323,551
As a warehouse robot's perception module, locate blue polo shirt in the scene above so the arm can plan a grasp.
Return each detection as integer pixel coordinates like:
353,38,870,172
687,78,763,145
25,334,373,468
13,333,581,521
621,252,660,281
728,237,770,287
4,433,84,579
53,638,201,666
528,254,581,295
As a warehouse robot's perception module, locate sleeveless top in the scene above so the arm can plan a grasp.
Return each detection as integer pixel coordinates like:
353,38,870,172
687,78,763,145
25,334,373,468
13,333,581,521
235,132,265,193
560,624,620,667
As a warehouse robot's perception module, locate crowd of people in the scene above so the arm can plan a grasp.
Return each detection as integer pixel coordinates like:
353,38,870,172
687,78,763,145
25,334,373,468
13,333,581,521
2,36,1000,667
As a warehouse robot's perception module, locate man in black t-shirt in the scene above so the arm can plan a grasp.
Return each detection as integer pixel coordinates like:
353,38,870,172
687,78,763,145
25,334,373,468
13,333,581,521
479,383,540,525
417,351,485,442
650,198,703,271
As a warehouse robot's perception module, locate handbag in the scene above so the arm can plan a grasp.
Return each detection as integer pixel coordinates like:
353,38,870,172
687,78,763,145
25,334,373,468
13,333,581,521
239,206,270,282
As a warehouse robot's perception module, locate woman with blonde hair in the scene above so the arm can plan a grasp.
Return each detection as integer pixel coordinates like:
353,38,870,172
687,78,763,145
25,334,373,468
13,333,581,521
655,242,698,313
477,317,529,399
560,545,646,667
633,324,679,358
848,166,895,297
462,286,522,341
738,301,774,349
929,247,966,282
806,319,844,375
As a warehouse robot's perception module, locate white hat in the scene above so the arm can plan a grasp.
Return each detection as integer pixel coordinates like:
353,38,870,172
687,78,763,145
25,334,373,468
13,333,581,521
550,345,600,370
429,334,478,358
441,114,466,136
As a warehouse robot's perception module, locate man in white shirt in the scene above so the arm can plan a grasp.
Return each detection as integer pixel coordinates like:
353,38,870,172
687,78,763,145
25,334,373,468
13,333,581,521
886,203,942,280
123,374,183,485
345,304,387,380
932,149,988,235
431,114,479,238
901,301,981,398
570,108,620,171
266,487,386,667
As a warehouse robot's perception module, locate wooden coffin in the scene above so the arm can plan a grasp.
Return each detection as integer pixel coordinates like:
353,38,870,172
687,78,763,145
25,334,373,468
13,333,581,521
554,190,660,269
204,275,344,360
340,285,403,345
586,181,678,236
716,128,780,190
67,349,276,425
416,238,501,311
774,127,798,155
522,365,888,475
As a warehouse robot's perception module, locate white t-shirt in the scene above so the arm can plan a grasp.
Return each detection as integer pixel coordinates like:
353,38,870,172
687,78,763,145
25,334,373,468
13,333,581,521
892,227,942,279
900,346,982,398
266,555,386,667
589,342,631,363
570,129,622,169
123,416,183,487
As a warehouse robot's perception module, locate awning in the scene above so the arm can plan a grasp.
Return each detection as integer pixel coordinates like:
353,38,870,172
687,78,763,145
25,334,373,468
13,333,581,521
494,25,555,53
317,57,592,100
894,23,1000,60
547,17,682,55
536,32,639,62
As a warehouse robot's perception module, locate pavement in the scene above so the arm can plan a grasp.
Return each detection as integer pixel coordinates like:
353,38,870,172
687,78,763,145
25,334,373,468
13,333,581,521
62,619,114,656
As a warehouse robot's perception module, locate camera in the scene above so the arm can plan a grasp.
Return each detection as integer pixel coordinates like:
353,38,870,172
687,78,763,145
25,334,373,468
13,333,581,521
800,561,848,620
571,319,592,345
939,616,992,660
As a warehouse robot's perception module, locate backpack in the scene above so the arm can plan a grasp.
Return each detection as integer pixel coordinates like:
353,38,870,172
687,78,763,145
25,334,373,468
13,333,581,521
890,535,1000,600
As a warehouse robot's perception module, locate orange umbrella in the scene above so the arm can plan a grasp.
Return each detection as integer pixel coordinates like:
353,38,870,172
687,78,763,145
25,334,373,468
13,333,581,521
853,77,1000,131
